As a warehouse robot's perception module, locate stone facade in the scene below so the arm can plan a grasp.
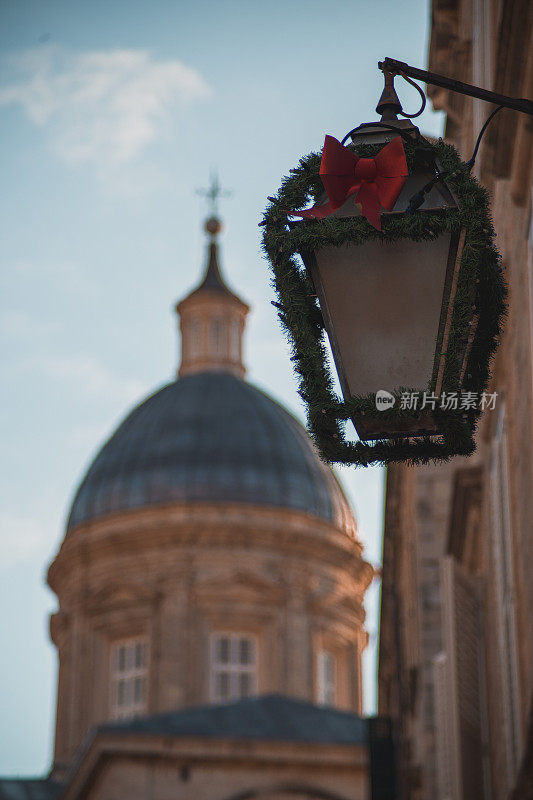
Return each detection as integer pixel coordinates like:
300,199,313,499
58,724,369,800
48,503,370,777
378,1,533,798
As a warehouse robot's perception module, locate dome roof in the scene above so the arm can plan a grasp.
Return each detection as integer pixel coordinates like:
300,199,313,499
67,373,352,533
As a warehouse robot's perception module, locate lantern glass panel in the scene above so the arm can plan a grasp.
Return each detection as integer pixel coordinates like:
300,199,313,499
307,234,453,397
299,223,464,440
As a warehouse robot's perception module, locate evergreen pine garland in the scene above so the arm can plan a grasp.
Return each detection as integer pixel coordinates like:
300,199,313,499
262,138,507,467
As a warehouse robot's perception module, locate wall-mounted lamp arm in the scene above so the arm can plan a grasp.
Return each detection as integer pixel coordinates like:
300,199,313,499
379,57,533,116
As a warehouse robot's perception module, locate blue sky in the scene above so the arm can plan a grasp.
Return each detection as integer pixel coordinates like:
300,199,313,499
0,0,444,775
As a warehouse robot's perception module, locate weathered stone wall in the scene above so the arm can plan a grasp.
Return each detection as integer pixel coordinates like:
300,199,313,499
62,736,369,800
379,1,533,797
48,503,372,775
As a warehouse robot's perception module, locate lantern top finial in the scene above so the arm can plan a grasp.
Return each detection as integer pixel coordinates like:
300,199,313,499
376,68,403,121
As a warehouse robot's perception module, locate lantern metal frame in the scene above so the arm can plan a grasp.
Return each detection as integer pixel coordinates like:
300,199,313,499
262,65,514,466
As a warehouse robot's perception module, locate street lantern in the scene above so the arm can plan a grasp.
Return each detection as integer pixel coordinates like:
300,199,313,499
295,86,464,441
262,64,509,466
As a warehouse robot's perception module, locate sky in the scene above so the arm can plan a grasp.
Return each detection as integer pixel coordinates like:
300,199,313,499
0,0,445,776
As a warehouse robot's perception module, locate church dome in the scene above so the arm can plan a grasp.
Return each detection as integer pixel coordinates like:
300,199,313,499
67,372,352,533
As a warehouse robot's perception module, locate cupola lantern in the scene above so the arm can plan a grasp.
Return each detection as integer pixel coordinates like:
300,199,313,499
176,214,249,379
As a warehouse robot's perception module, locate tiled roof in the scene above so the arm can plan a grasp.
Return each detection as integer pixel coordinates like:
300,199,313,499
67,373,350,533
186,241,245,302
99,694,368,745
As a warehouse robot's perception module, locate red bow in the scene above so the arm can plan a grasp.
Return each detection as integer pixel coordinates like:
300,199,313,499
292,135,408,230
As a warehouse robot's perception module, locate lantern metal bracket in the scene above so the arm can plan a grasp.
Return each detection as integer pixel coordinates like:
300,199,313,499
378,57,533,116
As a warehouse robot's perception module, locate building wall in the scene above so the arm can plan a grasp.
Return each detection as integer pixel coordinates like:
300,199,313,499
48,503,372,778
61,736,369,800
379,459,473,799
379,1,533,798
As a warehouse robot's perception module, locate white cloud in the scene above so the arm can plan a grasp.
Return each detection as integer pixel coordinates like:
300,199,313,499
0,310,59,340
0,45,210,166
39,354,145,404
0,511,47,568
9,259,98,296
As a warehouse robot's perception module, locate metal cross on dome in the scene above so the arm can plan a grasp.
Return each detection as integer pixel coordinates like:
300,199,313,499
196,171,232,216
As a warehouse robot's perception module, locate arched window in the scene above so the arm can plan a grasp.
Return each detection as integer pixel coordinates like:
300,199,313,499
210,633,257,702
110,638,148,719
211,318,223,355
317,650,336,706
188,317,201,360
230,319,240,360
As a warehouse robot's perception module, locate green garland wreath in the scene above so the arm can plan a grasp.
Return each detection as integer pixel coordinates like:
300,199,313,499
261,137,507,467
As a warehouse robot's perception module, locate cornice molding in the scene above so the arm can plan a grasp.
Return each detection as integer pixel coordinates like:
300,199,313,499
48,503,365,596
50,610,69,647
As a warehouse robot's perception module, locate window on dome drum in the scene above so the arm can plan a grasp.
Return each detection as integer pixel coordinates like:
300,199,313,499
230,320,240,360
210,634,257,703
188,318,201,360
317,650,336,706
211,318,223,355
110,639,148,720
